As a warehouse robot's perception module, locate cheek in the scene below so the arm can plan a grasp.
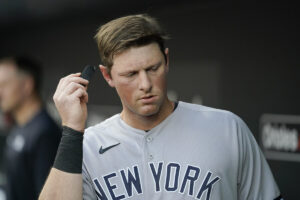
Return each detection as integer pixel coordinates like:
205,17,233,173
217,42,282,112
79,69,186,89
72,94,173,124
1,89,17,110
115,81,137,103
153,73,167,91
5,84,23,101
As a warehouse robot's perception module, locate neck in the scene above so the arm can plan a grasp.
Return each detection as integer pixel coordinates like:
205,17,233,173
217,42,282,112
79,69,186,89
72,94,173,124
121,98,174,131
13,94,42,126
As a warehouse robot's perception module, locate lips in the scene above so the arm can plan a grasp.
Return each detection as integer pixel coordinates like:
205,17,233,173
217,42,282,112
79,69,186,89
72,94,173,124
141,95,154,99
140,95,157,103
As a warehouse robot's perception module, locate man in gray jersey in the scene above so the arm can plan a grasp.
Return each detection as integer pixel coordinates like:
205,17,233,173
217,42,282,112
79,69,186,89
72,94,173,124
40,14,283,200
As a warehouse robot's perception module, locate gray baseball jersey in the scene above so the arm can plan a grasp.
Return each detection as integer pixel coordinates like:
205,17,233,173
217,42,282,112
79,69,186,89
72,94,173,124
82,101,281,200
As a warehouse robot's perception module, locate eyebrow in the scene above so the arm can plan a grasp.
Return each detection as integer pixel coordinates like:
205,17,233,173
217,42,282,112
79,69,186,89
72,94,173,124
118,61,162,76
146,61,162,70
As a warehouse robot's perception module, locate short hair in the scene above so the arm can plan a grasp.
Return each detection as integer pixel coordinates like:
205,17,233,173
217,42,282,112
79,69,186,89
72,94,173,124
94,14,169,73
0,56,42,95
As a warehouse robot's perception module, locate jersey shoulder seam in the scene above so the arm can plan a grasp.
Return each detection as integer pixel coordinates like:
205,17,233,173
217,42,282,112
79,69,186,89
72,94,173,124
84,114,120,137
179,101,234,116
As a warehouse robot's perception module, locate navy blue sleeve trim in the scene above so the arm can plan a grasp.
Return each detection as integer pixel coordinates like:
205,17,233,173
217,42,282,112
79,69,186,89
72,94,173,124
173,101,179,111
274,195,283,200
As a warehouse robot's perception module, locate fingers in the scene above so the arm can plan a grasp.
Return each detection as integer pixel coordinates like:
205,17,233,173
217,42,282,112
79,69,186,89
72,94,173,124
52,72,90,132
54,73,90,103
57,73,89,92
73,87,89,103
64,81,86,96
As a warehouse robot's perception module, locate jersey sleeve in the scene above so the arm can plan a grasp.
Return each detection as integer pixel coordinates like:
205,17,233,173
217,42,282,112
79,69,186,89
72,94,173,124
235,115,282,199
82,162,98,200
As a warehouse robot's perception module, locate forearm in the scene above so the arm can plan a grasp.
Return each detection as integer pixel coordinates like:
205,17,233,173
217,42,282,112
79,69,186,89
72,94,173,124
39,168,82,200
39,73,89,199
39,126,84,200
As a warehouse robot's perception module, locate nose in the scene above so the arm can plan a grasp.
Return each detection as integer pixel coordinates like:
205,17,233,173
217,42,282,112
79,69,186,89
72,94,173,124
138,70,152,93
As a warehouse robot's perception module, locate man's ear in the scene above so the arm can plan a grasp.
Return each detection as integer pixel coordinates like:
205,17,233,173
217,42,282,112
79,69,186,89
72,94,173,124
99,65,115,87
164,48,169,73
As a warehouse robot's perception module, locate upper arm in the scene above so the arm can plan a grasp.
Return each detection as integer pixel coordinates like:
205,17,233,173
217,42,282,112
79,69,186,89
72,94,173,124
236,117,281,199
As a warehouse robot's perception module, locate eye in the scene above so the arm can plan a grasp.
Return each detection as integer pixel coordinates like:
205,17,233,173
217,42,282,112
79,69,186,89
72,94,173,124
148,65,159,72
126,71,137,77
152,65,159,71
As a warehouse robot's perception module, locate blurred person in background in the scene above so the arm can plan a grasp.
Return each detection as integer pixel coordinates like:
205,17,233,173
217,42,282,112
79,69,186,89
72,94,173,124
0,56,61,200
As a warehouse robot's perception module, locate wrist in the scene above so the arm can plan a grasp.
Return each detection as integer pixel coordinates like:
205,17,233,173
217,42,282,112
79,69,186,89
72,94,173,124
53,126,84,173
62,126,84,135
62,122,85,133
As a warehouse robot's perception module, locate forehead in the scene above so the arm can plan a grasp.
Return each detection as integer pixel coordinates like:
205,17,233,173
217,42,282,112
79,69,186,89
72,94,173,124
112,43,164,72
0,62,17,80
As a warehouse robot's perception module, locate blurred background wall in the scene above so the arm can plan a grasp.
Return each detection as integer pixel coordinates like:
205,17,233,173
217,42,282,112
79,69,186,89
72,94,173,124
0,0,299,199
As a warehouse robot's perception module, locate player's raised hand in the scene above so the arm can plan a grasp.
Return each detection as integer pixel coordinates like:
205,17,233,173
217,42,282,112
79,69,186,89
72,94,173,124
53,73,89,132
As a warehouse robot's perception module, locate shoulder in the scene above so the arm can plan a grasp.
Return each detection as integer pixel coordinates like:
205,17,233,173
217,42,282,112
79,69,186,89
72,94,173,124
176,101,250,136
19,110,61,151
25,109,61,140
177,101,241,123
84,114,120,139
83,114,121,154
29,109,61,133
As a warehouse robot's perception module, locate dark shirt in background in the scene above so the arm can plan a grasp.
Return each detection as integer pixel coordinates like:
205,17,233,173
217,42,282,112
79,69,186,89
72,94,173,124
4,108,61,200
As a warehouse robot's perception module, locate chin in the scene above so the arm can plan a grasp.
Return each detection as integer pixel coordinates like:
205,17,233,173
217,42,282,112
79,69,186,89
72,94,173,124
138,105,160,117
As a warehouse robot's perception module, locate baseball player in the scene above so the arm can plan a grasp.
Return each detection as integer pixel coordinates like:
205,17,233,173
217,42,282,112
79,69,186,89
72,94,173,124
40,14,283,200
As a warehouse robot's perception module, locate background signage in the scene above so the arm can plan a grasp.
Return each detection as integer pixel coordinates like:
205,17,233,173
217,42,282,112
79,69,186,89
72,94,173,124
260,114,300,162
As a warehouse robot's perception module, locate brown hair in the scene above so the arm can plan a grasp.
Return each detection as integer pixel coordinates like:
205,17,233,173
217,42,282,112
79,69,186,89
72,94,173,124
94,14,169,73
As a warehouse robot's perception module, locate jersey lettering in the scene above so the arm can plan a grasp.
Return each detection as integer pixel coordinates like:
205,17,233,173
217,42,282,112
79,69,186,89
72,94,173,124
196,171,220,200
92,162,221,200
149,162,163,192
120,166,143,197
103,173,125,200
165,163,180,191
180,165,200,196
94,178,108,200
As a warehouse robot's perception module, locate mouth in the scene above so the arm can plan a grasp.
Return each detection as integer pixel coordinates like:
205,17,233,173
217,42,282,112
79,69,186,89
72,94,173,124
141,95,154,99
139,95,157,103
